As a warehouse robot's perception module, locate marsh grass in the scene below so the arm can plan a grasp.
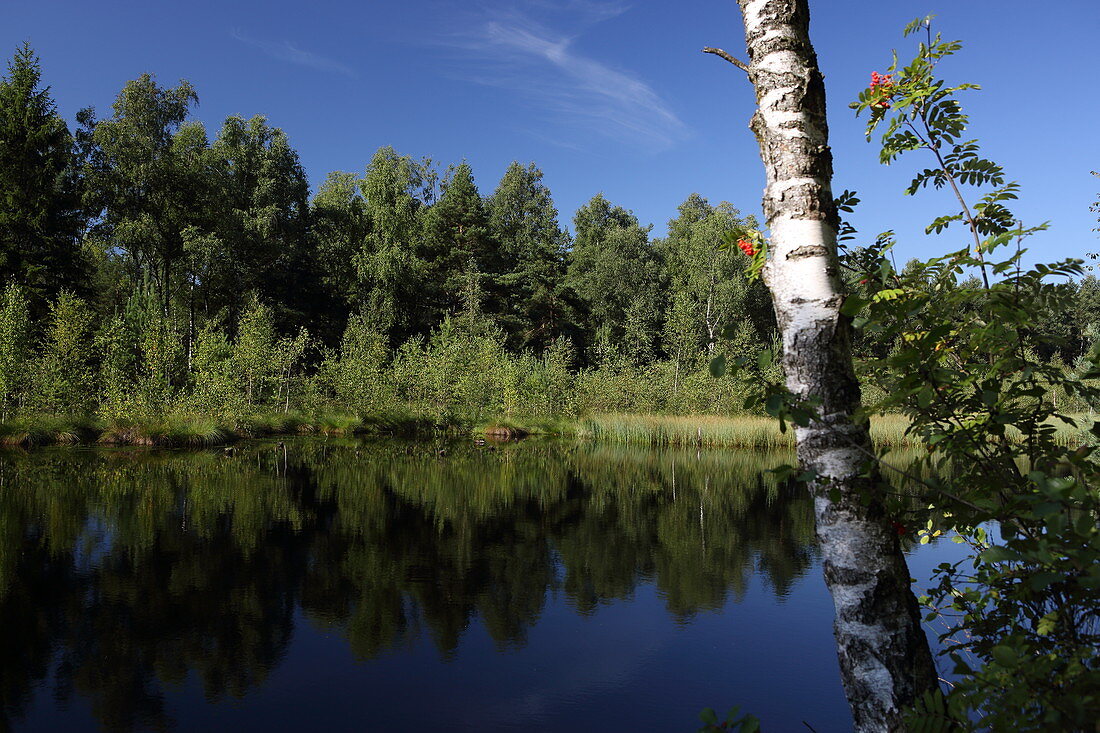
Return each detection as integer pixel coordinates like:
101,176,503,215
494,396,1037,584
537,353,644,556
0,408,447,448
565,413,1094,449
0,415,99,447
2,410,1091,449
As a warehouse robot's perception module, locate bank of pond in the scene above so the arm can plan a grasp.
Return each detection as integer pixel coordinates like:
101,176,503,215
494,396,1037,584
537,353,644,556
0,410,1091,449
0,437,970,731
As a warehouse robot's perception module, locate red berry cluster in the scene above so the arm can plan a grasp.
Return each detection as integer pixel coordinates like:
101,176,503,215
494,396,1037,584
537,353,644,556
736,238,758,257
869,71,895,110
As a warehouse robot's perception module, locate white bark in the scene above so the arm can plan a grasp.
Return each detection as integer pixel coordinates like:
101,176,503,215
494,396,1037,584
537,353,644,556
733,1,938,730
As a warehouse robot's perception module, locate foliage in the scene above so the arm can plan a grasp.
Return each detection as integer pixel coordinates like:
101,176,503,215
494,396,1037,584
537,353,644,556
839,20,1100,730
567,193,662,362
28,290,95,414
0,43,89,311
0,41,1095,466
698,706,761,732
486,161,574,351
0,282,30,419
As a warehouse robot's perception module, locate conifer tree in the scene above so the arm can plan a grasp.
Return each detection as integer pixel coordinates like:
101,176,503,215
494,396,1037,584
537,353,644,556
0,43,88,309
486,162,573,351
566,193,661,362
421,162,499,327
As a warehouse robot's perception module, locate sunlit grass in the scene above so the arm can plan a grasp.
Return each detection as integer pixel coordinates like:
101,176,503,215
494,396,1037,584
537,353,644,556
1,410,1092,449
564,412,1093,449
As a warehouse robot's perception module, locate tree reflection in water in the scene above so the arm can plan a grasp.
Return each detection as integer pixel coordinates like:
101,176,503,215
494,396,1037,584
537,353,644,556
0,440,817,731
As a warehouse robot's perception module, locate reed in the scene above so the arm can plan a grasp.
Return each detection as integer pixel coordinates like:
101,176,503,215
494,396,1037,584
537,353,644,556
1,410,1091,450
565,412,1092,449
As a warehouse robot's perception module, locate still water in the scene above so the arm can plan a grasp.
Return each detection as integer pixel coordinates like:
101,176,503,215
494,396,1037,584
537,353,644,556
0,438,950,731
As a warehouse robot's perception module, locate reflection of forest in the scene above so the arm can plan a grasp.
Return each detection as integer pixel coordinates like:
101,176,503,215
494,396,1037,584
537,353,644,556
0,440,817,731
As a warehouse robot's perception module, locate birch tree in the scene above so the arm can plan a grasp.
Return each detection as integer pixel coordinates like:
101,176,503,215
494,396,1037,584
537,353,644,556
709,1,938,729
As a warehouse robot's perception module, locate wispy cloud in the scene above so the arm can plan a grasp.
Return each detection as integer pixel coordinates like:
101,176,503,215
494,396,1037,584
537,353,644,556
443,2,687,151
232,29,356,78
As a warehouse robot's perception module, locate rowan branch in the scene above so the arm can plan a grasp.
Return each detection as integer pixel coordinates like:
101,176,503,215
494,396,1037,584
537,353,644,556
702,46,750,74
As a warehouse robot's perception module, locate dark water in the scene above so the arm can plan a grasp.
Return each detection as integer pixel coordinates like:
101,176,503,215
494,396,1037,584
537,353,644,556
0,438,953,732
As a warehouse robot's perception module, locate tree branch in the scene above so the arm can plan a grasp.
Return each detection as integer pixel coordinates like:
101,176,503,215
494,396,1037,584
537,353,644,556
702,47,750,74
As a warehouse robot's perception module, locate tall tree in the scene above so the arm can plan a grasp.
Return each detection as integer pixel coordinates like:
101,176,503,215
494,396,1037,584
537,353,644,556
658,193,770,357
205,115,314,329
720,1,938,728
87,74,207,319
486,162,573,351
357,146,426,341
420,162,500,328
567,193,661,363
0,43,88,309
311,171,368,308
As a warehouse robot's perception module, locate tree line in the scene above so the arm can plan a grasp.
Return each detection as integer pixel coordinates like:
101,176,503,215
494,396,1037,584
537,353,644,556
1,43,1097,424
0,43,780,421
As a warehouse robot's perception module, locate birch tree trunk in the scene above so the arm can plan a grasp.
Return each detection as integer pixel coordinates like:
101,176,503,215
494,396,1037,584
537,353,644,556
732,1,938,729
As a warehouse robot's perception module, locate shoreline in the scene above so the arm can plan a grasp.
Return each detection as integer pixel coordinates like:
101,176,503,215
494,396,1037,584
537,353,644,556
2,411,1090,450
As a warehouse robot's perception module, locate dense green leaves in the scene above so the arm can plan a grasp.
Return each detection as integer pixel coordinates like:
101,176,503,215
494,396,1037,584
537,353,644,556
844,22,1100,731
0,44,88,310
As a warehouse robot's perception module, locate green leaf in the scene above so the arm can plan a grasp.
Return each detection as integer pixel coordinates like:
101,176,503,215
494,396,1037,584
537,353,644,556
740,717,761,733
840,295,870,317
757,349,773,371
709,355,726,378
980,546,1018,563
990,645,1016,666
1028,571,1061,591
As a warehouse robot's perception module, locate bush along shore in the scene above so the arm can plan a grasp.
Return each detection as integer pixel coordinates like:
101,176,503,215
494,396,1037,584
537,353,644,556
1,277,1092,450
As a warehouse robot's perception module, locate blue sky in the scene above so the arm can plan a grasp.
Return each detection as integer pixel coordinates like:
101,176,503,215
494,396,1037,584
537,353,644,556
4,0,1098,264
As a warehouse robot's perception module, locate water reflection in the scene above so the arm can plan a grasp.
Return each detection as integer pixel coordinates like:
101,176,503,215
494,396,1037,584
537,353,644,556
0,440,820,731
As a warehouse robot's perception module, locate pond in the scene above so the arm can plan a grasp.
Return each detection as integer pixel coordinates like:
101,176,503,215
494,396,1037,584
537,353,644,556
0,438,955,732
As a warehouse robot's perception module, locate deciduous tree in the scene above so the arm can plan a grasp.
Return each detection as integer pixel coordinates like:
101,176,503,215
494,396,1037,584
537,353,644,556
717,1,939,728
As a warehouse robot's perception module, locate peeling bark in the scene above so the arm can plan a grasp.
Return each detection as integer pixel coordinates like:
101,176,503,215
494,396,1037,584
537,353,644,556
732,1,939,729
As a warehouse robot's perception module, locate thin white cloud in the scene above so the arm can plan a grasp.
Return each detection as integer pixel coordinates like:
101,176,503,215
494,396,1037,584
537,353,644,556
444,2,687,151
231,29,357,78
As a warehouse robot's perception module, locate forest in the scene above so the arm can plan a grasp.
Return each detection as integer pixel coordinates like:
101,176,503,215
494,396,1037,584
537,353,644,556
2,41,1099,442
2,2,1100,728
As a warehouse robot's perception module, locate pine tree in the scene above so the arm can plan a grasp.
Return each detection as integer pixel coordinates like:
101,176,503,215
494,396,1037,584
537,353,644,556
566,193,661,362
485,162,573,351
420,162,499,327
0,43,88,310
